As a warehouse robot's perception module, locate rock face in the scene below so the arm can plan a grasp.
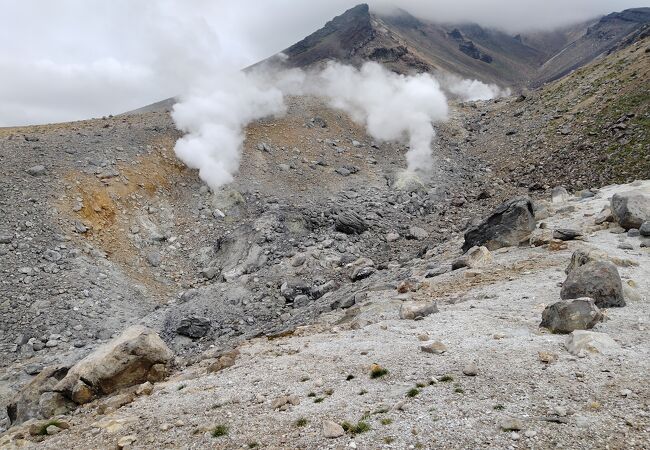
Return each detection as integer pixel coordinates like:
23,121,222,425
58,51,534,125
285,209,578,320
565,330,620,356
540,298,603,333
611,191,650,230
462,197,536,252
54,326,173,404
560,261,625,308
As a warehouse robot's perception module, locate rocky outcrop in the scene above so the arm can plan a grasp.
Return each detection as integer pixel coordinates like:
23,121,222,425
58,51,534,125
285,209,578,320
540,298,603,333
560,261,625,308
54,326,173,405
6,366,71,426
462,197,536,251
611,191,650,229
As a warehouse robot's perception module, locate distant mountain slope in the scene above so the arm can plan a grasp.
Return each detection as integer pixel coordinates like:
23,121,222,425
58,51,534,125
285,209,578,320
269,4,650,88
132,4,650,113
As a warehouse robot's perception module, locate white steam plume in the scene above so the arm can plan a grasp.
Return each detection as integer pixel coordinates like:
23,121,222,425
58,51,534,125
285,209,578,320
437,74,511,101
172,71,287,188
172,62,502,190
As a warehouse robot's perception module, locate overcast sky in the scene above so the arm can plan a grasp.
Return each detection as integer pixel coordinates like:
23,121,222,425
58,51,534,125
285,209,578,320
1,0,648,126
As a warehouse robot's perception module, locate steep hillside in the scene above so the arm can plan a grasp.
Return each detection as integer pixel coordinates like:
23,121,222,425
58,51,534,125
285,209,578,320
464,34,650,191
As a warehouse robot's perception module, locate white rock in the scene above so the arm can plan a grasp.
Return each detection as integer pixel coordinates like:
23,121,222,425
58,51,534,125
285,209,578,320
565,330,620,356
322,420,345,438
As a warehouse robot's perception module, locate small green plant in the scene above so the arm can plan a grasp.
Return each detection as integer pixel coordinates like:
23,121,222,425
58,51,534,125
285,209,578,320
439,375,454,382
307,392,316,397
295,418,308,427
454,384,464,394
346,374,355,381
34,419,65,436
493,404,505,411
384,437,395,444
212,425,229,437
314,397,324,403
247,442,259,448
341,421,371,434
380,418,393,425
370,365,389,379
407,388,420,398
416,382,426,388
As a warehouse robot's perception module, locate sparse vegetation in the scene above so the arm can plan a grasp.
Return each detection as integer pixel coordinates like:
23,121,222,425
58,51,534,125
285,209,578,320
247,442,259,448
358,389,368,395
381,418,393,425
341,420,371,434
370,364,389,379
33,419,65,436
211,425,229,437
439,375,454,382
346,374,355,381
384,436,395,444
313,397,324,403
295,418,308,427
407,388,421,397
493,404,505,411
177,384,186,391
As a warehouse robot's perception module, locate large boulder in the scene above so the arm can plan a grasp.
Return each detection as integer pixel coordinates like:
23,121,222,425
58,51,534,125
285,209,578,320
611,191,650,230
54,326,173,405
540,298,603,334
565,248,608,275
462,197,536,252
560,261,625,308
452,246,493,270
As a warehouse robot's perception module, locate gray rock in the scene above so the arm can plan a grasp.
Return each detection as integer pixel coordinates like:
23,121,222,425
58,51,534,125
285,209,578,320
399,301,438,320
408,226,429,240
293,295,310,308
146,251,162,267
553,229,583,241
463,197,536,252
280,280,311,302
640,221,650,237
176,317,211,339
26,165,46,176
311,280,339,299
335,210,367,234
560,261,625,308
0,233,13,244
611,191,650,230
540,298,603,334
551,186,569,204
425,266,449,278
322,420,344,438
200,267,220,280
627,228,641,237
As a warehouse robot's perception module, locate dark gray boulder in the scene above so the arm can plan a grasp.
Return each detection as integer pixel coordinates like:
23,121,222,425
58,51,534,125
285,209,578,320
540,298,603,334
176,317,211,339
640,221,650,237
462,197,536,252
611,191,650,230
335,210,368,234
560,261,625,308
553,229,583,241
